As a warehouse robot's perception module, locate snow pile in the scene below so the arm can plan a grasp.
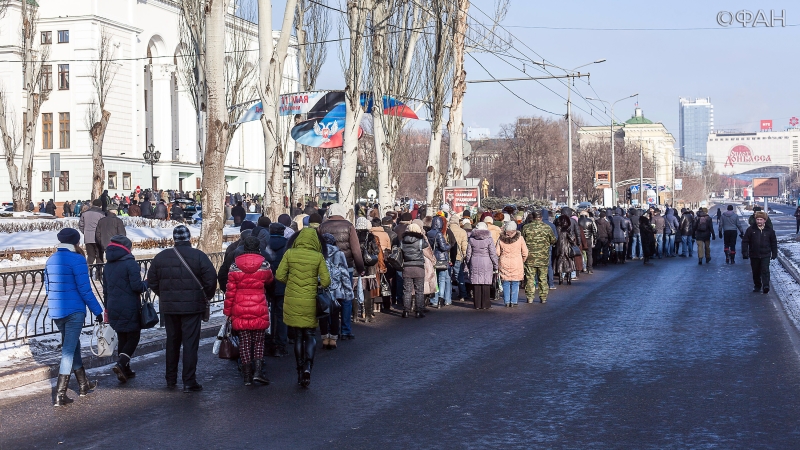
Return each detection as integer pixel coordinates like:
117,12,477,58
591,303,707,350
771,260,800,331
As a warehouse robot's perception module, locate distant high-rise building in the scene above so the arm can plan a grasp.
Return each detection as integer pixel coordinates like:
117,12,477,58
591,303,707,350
679,97,714,164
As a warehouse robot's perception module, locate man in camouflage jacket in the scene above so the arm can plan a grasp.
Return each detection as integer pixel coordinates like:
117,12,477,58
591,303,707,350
521,210,557,303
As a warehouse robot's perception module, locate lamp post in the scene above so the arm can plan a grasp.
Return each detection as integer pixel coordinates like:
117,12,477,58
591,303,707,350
586,93,638,206
355,164,368,212
314,164,326,200
143,143,161,191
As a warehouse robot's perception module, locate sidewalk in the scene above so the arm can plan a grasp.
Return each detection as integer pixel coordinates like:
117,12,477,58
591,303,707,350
0,316,225,391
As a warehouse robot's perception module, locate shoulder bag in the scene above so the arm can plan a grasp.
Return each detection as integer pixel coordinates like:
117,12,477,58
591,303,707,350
172,247,211,322
140,290,159,329
386,245,404,270
91,322,118,357
218,318,240,360
362,237,379,267
316,288,333,319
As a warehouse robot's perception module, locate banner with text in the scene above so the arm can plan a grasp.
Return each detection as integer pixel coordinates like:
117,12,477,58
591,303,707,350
443,187,480,214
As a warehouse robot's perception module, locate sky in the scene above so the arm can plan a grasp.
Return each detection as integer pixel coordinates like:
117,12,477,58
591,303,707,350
265,0,798,143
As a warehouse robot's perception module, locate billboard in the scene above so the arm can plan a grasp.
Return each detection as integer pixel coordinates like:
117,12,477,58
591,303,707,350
594,171,611,189
752,177,780,197
706,131,795,175
674,178,683,191
443,186,480,214
760,119,772,131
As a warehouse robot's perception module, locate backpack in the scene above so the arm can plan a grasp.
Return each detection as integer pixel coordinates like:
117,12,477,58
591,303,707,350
697,216,709,232
680,216,692,235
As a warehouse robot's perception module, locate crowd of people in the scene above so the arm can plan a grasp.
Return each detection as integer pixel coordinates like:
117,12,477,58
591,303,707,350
43,197,779,406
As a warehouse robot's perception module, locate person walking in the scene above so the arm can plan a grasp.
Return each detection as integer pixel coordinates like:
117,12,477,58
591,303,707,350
100,190,111,213
400,223,428,318
718,205,745,264
496,221,528,307
223,236,274,386
610,209,630,264
369,218,392,313
679,208,695,257
650,209,666,259
320,233,353,347
355,217,378,321
521,211,557,303
578,211,597,271
427,215,452,308
275,228,331,388
147,226,217,392
742,211,778,294
78,199,106,269
627,208,642,259
554,213,577,284
794,205,800,234
664,208,680,257
62,201,71,218
103,235,148,383
231,201,247,226
141,195,154,219
693,207,715,265
170,202,184,223
264,222,289,357
45,228,104,406
128,199,141,217
464,222,498,310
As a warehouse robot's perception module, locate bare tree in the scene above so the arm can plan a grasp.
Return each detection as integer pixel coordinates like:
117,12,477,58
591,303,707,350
224,1,258,153
85,26,118,201
178,0,208,165
339,0,373,220
258,0,300,219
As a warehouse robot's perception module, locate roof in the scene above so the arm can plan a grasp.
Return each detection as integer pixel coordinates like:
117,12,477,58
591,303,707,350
625,115,653,125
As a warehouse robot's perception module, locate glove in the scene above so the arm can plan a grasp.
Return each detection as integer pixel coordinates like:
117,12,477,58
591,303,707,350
95,315,104,324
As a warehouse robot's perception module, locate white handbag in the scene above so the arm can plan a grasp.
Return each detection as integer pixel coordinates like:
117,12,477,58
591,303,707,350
91,322,118,357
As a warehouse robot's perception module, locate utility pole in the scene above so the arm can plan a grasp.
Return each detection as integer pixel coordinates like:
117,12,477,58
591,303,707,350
654,149,658,206
639,140,644,206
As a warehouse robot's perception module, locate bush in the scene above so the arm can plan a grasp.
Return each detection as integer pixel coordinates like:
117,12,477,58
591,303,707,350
0,217,183,234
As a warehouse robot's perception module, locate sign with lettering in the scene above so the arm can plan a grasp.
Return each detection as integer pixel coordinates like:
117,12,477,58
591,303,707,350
752,177,780,197
724,145,772,168
594,170,611,189
760,120,772,131
443,187,480,214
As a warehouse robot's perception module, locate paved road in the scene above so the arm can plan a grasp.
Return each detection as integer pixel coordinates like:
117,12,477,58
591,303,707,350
2,240,800,448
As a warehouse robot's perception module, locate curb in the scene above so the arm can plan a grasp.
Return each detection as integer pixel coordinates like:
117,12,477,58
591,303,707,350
0,317,225,391
777,248,800,284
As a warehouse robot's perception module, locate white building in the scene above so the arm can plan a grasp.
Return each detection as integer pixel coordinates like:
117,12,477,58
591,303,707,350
0,0,298,202
706,129,800,176
466,127,490,141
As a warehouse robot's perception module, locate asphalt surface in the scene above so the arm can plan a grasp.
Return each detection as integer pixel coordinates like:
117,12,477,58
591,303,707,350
3,209,800,449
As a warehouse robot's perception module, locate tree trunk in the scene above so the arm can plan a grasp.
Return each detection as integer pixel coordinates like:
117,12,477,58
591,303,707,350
0,87,23,210
447,0,469,184
198,0,230,253
373,116,393,214
91,110,110,200
426,127,444,208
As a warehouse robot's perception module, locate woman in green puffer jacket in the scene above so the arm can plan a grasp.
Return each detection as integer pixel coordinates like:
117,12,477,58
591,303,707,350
275,227,331,388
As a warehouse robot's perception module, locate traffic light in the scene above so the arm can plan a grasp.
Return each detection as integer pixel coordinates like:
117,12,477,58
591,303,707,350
625,188,632,202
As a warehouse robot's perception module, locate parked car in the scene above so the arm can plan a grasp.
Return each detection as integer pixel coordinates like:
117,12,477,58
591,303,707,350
174,198,199,221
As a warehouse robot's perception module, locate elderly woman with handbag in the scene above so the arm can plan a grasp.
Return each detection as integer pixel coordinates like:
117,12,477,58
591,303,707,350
45,228,104,407
275,228,331,388
103,235,148,384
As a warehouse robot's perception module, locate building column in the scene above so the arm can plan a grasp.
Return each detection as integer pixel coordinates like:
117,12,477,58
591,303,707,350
149,64,177,162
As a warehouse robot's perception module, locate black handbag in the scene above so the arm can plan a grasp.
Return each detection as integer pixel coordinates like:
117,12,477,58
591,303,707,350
569,245,581,258
386,246,404,270
316,288,333,319
362,239,379,267
140,290,159,329
380,274,392,297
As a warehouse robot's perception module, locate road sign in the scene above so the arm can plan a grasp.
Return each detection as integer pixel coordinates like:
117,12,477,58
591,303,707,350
594,171,611,189
50,153,60,178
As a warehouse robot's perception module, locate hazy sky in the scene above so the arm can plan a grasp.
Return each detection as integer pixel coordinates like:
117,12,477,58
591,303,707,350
266,0,798,143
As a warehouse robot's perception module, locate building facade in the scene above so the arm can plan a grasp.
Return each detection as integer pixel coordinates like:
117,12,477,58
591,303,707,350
0,0,298,203
678,97,713,164
706,129,800,178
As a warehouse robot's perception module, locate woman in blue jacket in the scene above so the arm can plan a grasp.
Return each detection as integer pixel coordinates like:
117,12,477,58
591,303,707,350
103,235,148,383
45,228,104,407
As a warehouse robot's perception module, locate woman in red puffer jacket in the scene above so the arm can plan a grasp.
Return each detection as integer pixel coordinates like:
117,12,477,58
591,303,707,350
224,236,274,386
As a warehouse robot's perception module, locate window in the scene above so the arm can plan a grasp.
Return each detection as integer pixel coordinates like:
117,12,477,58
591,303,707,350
196,178,201,189
59,171,69,192
57,30,69,43
58,112,70,148
108,171,117,190
123,173,131,190
41,113,53,149
41,65,52,90
41,31,52,44
42,171,52,192
58,64,69,90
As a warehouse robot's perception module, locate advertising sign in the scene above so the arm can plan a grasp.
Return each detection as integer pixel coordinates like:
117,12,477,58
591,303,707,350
443,186,480,214
760,119,773,131
646,189,657,205
674,178,683,191
752,177,780,197
594,171,611,189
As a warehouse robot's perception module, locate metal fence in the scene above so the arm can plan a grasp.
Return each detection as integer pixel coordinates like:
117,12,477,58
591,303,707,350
0,252,226,344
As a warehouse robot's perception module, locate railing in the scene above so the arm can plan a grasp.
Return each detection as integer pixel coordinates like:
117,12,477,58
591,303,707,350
0,252,226,344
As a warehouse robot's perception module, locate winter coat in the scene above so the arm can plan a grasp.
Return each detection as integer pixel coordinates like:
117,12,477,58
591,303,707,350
95,214,126,249
217,230,252,292
595,217,612,242
44,246,103,320
141,200,153,218
73,201,83,217
486,222,502,244
45,201,56,216
103,244,148,333
679,212,694,236
554,216,577,274
465,229,498,285
610,214,630,244
640,215,656,258
383,225,399,247
324,243,354,301
423,242,437,295
146,241,218,315
651,214,666,234
79,206,105,244
318,216,365,273
154,202,168,220
449,222,469,261
742,224,778,259
170,205,184,221
370,226,391,252
693,212,715,241
128,204,141,217
394,221,410,243
718,210,745,236
664,211,679,235
578,216,597,248
401,231,429,269
522,220,556,267
427,216,451,265
263,233,288,296
628,210,641,235
496,231,528,281
223,253,273,331
275,228,331,329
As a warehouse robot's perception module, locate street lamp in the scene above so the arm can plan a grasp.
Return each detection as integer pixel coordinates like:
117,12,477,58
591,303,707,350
586,93,638,206
143,143,161,191
355,164,368,207
314,164,326,198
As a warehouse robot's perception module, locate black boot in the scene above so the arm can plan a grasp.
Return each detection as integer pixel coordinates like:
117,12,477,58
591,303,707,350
364,296,374,322
730,252,735,264
253,360,270,385
123,364,136,379
54,374,73,407
300,361,312,388
113,353,130,383
73,367,97,396
725,253,730,264
242,362,253,386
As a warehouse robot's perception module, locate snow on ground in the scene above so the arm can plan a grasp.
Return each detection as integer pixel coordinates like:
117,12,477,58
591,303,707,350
771,260,800,332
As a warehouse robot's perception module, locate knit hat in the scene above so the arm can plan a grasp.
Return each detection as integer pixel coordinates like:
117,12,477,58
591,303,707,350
400,212,412,222
503,213,512,222
257,216,271,227
173,225,191,242
476,222,488,230
327,203,347,218
110,234,132,250
462,222,472,231
483,215,493,223
503,221,517,232
278,214,292,227
57,228,81,245
754,211,768,220
355,216,370,230
322,233,337,246
269,222,286,235
240,220,256,232
242,236,261,254
381,216,394,226
92,199,102,207
309,213,323,224
407,223,422,234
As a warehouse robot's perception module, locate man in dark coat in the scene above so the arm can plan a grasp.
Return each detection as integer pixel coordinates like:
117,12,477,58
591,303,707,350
264,222,289,357
128,199,142,217
147,225,217,392
141,195,154,219
594,210,612,265
100,190,111,213
154,200,168,220
79,199,106,267
170,202,184,222
95,209,126,251
231,201,246,226
693,207,715,265
742,211,778,294
45,199,56,216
